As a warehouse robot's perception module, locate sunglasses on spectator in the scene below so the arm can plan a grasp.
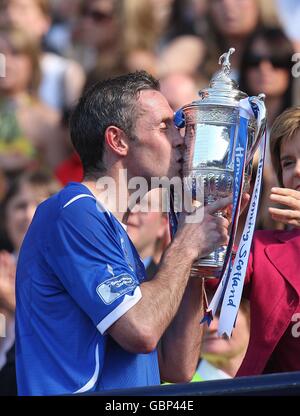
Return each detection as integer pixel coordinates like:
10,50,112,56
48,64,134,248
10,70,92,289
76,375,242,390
245,54,291,69
83,9,114,22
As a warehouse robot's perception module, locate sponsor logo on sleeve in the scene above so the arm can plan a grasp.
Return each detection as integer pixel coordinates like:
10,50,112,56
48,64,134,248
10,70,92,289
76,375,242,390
96,274,137,305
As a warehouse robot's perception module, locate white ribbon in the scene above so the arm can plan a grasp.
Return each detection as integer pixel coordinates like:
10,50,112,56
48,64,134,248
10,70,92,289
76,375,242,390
218,98,266,337
218,139,265,336
205,97,266,337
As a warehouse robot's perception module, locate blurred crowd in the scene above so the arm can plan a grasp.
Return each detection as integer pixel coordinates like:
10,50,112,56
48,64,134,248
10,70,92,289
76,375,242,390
1,0,300,395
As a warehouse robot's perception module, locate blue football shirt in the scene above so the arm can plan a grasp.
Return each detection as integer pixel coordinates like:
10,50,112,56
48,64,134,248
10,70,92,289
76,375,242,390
15,182,160,396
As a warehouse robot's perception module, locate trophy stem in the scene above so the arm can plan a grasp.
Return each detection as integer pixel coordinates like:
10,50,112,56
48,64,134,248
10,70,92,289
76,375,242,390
191,209,228,279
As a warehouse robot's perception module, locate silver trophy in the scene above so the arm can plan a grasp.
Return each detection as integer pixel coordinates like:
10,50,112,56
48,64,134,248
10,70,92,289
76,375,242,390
180,48,266,278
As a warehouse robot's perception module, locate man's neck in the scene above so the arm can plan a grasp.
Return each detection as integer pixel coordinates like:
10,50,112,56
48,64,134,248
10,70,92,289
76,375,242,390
82,165,130,223
136,242,156,261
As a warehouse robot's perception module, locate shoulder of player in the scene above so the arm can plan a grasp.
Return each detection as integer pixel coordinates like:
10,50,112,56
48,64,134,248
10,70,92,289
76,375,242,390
56,190,121,234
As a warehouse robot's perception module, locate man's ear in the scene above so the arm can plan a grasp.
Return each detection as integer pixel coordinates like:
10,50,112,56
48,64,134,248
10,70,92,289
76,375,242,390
105,126,129,157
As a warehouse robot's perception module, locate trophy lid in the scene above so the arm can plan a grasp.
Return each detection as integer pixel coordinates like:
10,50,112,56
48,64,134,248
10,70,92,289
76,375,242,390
186,48,247,108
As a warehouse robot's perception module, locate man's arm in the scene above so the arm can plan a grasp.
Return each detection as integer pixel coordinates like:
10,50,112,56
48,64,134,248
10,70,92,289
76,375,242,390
158,193,251,382
108,197,230,373
158,277,205,382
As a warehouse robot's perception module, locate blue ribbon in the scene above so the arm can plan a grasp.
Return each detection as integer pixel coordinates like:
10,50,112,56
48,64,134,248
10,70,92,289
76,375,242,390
174,109,186,129
169,108,185,237
169,188,179,239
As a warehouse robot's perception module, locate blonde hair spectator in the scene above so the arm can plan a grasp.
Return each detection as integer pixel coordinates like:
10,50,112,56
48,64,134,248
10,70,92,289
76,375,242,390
0,26,41,95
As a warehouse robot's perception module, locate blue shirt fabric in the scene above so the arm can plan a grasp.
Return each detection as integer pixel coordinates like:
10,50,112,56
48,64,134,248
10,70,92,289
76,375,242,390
15,182,160,396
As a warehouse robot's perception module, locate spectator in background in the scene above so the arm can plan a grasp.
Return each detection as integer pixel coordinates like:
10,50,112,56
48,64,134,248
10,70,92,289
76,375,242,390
236,107,300,376
205,0,260,79
121,0,203,77
76,0,127,86
158,35,206,80
258,0,281,29
0,0,85,111
0,170,61,395
44,0,82,57
54,109,83,186
153,0,206,80
127,189,170,279
121,0,160,76
240,27,295,128
164,0,204,39
194,299,250,381
275,0,300,52
0,27,66,176
203,0,280,80
239,27,295,231
189,0,209,38
274,0,300,110
160,73,200,111
79,0,181,81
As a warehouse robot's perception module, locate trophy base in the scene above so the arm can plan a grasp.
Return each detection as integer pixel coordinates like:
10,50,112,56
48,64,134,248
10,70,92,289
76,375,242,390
190,264,221,279
191,246,237,278
191,246,227,279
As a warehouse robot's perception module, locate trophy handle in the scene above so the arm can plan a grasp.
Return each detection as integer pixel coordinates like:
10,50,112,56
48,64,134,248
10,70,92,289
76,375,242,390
245,93,267,166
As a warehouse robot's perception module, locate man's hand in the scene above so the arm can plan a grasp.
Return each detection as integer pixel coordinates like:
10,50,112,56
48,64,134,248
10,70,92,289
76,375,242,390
175,196,232,260
269,187,300,227
222,192,250,220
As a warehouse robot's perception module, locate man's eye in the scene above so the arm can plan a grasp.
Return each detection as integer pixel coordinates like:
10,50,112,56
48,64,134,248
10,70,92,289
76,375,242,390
159,122,168,130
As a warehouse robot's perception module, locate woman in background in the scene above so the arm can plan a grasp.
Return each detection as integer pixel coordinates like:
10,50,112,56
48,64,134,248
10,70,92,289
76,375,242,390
236,107,300,376
0,171,61,395
239,27,295,128
0,27,66,176
239,27,296,231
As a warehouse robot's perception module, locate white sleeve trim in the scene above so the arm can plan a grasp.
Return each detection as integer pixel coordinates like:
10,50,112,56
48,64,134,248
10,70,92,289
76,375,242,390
96,286,142,335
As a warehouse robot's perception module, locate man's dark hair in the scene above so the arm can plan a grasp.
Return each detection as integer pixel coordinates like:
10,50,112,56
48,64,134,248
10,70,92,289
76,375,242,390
70,71,160,178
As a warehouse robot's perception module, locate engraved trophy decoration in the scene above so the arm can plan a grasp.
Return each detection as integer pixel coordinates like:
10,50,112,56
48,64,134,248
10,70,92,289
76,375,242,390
173,48,267,280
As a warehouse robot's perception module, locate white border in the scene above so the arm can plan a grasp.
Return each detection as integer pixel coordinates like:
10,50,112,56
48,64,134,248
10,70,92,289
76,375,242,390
97,287,142,334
